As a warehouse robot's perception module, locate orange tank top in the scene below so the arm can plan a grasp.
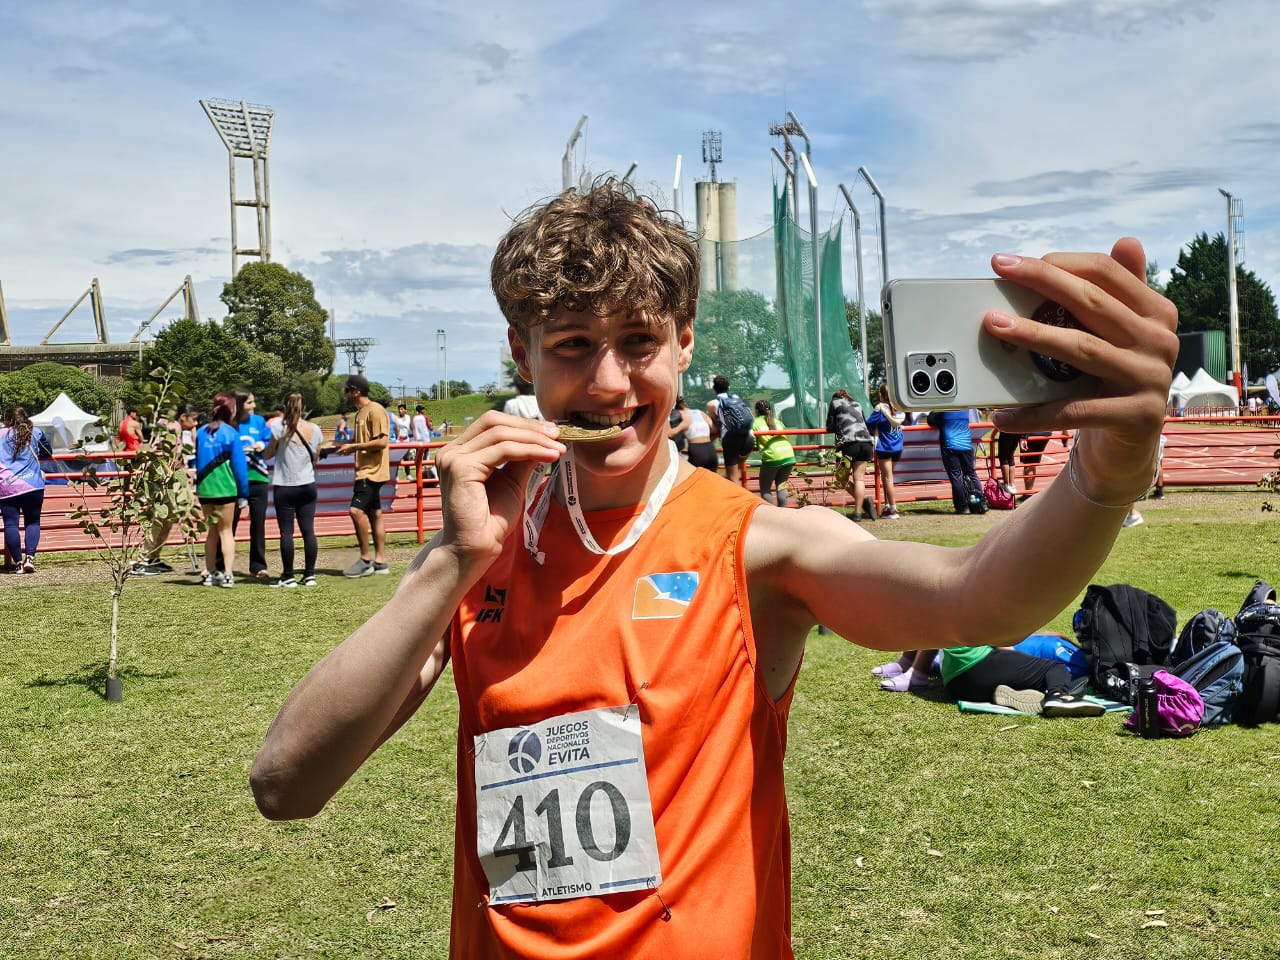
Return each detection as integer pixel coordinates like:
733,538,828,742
448,468,795,959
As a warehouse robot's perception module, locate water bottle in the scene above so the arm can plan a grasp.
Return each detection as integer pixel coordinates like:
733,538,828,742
1136,677,1160,739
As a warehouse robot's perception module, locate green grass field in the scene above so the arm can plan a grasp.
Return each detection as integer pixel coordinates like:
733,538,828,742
2,492,1279,958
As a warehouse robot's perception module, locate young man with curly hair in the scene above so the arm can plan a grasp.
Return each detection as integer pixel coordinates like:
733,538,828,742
253,180,1179,958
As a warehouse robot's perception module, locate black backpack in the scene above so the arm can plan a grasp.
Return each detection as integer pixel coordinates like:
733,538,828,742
1171,608,1236,666
964,475,988,514
1234,580,1280,726
716,393,754,444
1072,584,1177,700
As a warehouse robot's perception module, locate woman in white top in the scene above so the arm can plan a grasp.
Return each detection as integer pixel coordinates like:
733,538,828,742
264,393,324,587
669,395,718,471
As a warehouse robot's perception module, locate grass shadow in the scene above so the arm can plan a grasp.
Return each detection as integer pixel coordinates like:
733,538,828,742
26,662,179,698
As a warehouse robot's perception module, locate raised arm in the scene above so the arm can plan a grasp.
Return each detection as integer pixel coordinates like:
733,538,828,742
747,238,1178,698
250,412,566,819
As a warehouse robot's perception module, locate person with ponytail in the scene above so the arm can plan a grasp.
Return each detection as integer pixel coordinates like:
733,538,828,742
264,393,324,587
0,406,50,573
752,399,796,507
196,393,249,587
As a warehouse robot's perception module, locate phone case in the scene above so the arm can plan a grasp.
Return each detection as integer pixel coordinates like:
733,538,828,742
879,278,1098,412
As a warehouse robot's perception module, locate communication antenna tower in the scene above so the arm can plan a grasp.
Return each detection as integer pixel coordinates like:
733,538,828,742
702,130,723,184
200,98,276,277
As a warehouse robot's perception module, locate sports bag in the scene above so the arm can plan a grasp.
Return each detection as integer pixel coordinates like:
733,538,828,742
716,393,754,444
1171,607,1236,667
983,476,1016,510
1072,584,1177,701
964,475,988,514
1171,640,1244,727
1234,580,1280,725
1124,670,1204,737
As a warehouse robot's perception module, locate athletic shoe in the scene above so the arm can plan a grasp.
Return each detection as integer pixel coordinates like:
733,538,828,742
130,561,157,576
300,575,319,587
219,573,235,589
272,577,298,589
344,557,374,578
149,560,175,574
21,555,36,574
994,685,1045,715
1122,512,1145,528
372,561,391,575
1001,483,1017,496
880,507,900,519
1152,486,1164,500
201,571,219,587
1042,694,1106,718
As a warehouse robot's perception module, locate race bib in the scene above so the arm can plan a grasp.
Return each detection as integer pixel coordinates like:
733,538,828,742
474,705,662,906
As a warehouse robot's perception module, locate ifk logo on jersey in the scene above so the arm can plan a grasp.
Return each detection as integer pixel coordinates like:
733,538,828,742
632,571,699,620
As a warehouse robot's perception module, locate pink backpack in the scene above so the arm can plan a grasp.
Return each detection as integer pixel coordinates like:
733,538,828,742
983,477,1016,510
1124,670,1204,737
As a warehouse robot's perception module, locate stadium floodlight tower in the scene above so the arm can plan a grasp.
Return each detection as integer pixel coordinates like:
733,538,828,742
337,337,377,376
200,98,276,277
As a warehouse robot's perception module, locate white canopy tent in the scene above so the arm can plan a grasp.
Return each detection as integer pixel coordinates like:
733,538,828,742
1170,368,1237,412
30,392,104,449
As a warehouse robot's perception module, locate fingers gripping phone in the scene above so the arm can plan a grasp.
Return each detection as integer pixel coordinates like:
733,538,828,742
880,279,1099,412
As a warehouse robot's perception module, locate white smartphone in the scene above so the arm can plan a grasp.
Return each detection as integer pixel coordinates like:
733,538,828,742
880,278,1099,412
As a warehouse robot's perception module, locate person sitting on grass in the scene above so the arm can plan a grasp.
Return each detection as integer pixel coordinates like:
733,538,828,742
941,645,1102,717
251,179,1178,958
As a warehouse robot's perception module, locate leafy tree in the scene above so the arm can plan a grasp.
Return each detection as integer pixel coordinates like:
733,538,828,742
0,362,116,420
221,262,336,385
430,381,473,400
687,289,782,403
1146,260,1166,296
131,318,285,411
69,368,205,702
1165,232,1280,378
845,299,884,388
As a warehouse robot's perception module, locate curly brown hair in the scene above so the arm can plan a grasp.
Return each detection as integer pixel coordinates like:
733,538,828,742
491,178,699,333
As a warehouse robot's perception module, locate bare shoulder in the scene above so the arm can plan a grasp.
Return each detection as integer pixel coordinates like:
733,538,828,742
744,502,876,579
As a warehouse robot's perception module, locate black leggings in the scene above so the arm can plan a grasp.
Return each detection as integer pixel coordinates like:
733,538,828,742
686,441,718,471
273,483,318,579
945,648,1072,701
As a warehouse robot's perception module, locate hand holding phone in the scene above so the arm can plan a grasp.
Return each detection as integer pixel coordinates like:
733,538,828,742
880,278,1099,412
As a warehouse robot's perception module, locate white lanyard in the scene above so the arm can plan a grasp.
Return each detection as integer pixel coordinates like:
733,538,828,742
522,440,680,565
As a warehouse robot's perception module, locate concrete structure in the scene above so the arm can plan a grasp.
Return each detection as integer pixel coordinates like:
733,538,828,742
695,180,739,294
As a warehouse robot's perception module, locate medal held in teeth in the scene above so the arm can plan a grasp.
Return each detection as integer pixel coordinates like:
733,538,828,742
555,421,623,443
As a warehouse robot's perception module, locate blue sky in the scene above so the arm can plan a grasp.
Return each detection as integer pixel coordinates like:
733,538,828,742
2,0,1277,391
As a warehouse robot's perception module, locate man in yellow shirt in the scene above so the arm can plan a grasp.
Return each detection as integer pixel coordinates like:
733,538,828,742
337,374,391,576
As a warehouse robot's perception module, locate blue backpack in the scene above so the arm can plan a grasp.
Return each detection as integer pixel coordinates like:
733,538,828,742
1171,608,1236,666
716,393,754,443
1171,640,1245,727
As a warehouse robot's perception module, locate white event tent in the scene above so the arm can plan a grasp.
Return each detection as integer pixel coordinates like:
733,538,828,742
30,392,104,449
1169,368,1237,412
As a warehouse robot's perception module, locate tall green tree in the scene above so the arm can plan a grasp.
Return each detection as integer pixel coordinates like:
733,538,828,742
221,262,336,385
132,318,285,411
1165,232,1280,377
687,289,782,402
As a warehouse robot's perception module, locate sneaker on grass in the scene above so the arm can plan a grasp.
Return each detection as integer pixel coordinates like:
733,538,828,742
1042,693,1105,718
1122,511,1144,528
219,573,235,589
372,561,390,575
344,557,374,578
300,575,318,587
272,577,298,589
994,685,1045,714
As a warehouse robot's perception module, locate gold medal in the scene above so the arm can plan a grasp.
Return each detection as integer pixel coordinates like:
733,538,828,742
555,422,623,443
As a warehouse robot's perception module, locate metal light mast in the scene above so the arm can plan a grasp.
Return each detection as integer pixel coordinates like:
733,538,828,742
200,98,276,277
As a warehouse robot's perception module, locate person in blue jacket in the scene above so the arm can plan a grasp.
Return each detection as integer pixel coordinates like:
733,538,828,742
926,408,985,514
197,393,249,587
233,391,273,578
866,384,906,519
0,406,50,573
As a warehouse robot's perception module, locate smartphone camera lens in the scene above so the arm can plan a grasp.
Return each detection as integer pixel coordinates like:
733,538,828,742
910,370,931,395
925,354,937,367
935,369,956,394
